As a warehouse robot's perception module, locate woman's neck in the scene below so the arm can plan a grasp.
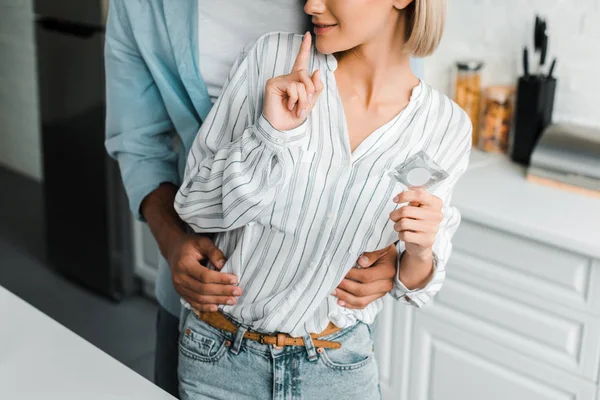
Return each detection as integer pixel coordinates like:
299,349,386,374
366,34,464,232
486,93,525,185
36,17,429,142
333,23,418,109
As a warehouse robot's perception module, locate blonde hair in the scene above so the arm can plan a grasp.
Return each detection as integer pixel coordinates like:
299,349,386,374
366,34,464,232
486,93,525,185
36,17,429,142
403,0,447,57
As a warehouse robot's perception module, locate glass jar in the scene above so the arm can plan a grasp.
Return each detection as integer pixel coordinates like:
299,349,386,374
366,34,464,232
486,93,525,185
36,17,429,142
478,86,515,153
454,61,484,146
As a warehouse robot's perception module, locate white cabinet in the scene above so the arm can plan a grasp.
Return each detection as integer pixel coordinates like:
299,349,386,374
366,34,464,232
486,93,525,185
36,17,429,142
376,218,600,400
373,296,413,400
132,218,160,296
375,154,600,400
409,311,596,400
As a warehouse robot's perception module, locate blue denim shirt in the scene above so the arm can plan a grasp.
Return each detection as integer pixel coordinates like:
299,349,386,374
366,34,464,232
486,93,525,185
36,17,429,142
104,0,424,317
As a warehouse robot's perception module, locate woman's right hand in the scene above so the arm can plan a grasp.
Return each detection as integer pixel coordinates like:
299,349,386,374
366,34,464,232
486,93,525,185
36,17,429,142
263,32,324,131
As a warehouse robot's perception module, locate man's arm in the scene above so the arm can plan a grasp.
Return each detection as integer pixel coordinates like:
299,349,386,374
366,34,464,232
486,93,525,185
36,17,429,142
104,1,240,311
104,1,180,219
141,183,241,312
140,183,187,263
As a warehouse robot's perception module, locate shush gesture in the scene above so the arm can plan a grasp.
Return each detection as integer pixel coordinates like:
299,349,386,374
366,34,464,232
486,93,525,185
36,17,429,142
263,32,324,131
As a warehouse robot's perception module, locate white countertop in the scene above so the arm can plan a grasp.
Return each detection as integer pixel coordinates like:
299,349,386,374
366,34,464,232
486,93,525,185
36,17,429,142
453,149,600,259
0,286,175,400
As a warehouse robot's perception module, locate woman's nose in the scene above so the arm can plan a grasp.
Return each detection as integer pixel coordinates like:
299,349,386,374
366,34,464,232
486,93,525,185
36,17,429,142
304,0,326,15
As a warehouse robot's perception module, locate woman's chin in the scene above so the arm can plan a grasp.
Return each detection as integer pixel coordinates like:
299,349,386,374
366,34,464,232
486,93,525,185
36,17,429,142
315,40,338,55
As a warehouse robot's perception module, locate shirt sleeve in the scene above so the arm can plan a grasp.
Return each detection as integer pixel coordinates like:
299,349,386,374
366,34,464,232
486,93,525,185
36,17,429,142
104,1,180,220
390,116,472,307
174,36,310,233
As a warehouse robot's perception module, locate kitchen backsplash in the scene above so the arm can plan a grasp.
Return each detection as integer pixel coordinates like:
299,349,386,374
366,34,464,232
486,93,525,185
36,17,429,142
424,0,600,128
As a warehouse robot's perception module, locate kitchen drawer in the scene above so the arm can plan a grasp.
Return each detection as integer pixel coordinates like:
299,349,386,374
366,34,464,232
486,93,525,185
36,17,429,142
428,276,600,380
451,219,600,314
409,311,597,400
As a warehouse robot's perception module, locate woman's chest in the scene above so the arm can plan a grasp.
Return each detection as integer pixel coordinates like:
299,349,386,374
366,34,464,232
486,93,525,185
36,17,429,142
341,98,411,154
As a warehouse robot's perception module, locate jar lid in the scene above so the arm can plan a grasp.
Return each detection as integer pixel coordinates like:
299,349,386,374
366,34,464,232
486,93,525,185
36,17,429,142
456,60,484,71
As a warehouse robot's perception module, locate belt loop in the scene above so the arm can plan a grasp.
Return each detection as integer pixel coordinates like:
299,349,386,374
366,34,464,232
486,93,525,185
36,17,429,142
303,334,318,362
230,325,248,355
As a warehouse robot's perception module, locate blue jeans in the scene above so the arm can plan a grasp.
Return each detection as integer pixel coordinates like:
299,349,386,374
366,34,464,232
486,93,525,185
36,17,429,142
178,310,381,400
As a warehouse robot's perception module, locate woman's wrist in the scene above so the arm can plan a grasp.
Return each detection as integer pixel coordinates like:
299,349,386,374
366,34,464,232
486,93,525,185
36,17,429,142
398,249,435,290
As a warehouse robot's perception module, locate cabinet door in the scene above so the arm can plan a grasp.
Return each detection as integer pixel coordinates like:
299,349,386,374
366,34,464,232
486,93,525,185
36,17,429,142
132,217,160,285
408,310,596,400
372,296,413,400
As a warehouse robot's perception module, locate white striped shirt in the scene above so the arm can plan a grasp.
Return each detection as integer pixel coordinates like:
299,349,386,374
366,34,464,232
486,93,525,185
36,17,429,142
175,32,471,337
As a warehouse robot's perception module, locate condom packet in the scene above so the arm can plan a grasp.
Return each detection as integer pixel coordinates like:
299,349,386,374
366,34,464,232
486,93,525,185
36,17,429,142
387,151,449,190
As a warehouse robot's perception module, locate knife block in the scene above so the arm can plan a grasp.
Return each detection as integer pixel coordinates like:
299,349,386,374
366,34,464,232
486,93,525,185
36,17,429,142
510,76,557,166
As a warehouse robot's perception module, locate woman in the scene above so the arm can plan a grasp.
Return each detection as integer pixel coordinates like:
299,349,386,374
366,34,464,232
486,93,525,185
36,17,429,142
175,0,470,398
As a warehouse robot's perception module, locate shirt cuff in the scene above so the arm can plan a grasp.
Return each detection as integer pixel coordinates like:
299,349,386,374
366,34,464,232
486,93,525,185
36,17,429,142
391,250,439,306
255,113,309,150
119,157,181,221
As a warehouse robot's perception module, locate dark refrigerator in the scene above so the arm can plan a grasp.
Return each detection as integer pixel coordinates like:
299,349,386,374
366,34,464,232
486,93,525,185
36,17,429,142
35,0,136,300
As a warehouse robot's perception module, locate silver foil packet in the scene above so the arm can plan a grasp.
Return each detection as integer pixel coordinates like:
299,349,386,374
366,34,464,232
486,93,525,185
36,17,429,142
387,151,449,190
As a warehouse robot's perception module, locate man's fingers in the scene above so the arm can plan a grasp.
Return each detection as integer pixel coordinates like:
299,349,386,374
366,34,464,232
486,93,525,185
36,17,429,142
357,247,388,268
292,32,312,72
186,298,218,313
332,288,385,310
194,236,227,269
195,304,219,312
345,260,397,283
201,268,240,285
179,288,220,312
179,260,238,284
179,286,237,307
335,278,393,299
181,275,242,297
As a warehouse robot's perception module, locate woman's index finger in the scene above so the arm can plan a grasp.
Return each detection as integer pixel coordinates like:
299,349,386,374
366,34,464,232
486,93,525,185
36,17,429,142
292,32,312,72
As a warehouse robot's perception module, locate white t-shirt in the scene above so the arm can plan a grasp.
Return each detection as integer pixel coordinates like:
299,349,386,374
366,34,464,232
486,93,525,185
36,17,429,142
198,0,307,103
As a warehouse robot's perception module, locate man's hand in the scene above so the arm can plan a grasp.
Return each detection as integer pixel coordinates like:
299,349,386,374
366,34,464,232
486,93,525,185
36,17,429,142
167,234,242,312
332,244,397,309
141,183,242,313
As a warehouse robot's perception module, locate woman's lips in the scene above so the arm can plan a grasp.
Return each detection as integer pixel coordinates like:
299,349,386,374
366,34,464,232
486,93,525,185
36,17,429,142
314,24,337,35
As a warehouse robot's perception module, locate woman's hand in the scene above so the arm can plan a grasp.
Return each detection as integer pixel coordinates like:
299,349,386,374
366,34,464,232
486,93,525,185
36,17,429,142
263,32,324,131
390,188,444,259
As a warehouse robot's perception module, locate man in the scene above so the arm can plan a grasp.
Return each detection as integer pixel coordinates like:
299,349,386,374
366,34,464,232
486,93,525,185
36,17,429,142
105,1,423,397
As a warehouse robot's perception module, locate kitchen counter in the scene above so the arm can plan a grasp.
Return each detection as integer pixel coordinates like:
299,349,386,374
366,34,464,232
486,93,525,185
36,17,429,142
377,148,600,400
0,286,175,400
454,149,600,259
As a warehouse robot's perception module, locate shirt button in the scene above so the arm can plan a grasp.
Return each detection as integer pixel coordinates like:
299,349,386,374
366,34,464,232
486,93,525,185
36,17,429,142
327,212,335,219
275,138,285,145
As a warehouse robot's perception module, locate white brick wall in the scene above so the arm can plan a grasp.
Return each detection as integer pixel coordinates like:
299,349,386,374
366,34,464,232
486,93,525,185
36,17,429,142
424,0,600,128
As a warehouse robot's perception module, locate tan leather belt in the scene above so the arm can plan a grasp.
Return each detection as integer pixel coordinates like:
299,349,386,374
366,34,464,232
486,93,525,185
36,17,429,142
194,311,342,349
